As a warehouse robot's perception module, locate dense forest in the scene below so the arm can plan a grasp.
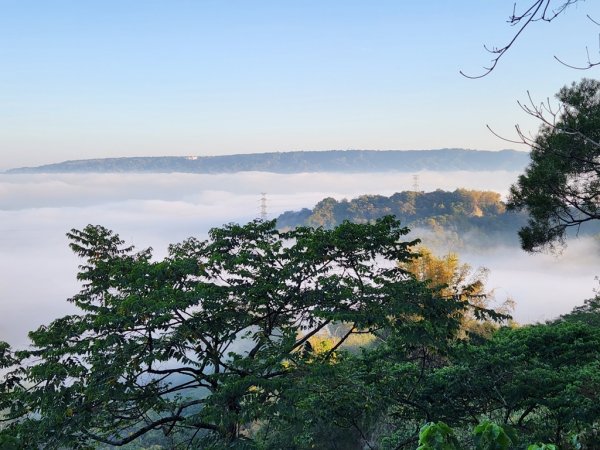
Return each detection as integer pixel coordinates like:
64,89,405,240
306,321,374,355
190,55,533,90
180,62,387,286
277,189,529,249
278,188,600,252
0,219,598,449
5,149,528,174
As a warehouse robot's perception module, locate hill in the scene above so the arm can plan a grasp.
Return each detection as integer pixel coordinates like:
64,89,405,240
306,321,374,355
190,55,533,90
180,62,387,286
277,189,529,249
5,149,529,174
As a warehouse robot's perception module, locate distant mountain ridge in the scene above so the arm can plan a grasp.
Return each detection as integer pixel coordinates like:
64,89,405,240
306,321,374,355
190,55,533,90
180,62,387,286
6,149,529,174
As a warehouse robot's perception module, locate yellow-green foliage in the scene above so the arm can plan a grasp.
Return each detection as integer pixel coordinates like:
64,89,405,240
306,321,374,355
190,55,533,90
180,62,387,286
307,331,377,355
400,246,513,337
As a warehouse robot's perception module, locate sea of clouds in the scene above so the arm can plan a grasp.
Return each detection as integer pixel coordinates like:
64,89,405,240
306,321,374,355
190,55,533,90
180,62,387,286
1,171,598,347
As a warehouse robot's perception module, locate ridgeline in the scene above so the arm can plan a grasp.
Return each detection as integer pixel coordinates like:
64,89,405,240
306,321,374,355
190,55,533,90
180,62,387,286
6,149,528,174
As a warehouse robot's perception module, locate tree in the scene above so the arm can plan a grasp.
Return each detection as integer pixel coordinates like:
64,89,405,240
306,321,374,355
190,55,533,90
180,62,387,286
254,247,512,449
277,189,527,251
399,246,513,337
401,247,488,299
415,422,460,450
411,421,554,450
464,0,591,78
556,292,600,326
420,321,600,447
507,78,600,252
0,217,475,449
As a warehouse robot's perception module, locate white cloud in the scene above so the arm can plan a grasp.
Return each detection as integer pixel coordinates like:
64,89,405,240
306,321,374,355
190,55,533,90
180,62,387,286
0,171,596,346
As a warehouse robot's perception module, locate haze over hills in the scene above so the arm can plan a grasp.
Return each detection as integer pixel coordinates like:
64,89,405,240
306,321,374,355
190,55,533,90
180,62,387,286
5,149,529,174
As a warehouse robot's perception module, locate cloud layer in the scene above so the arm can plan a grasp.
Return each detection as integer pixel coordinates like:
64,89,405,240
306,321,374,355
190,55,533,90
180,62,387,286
0,171,597,346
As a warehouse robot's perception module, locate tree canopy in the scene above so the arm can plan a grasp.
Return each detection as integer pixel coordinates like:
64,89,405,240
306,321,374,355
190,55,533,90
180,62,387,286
508,78,600,252
420,320,600,447
399,246,513,338
1,218,598,448
0,217,484,449
277,189,529,251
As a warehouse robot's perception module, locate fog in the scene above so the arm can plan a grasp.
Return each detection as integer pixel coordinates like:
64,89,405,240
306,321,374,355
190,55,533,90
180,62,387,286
1,171,598,347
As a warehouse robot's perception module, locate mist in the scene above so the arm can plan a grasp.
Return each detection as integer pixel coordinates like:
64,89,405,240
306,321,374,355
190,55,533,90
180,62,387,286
1,171,597,347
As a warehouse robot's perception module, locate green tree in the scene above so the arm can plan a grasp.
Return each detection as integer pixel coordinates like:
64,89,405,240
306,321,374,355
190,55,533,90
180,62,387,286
278,189,527,250
255,247,512,449
472,421,516,450
416,422,460,450
412,421,554,450
0,217,473,449
556,292,600,327
401,247,488,299
400,246,513,337
421,321,600,447
508,78,600,252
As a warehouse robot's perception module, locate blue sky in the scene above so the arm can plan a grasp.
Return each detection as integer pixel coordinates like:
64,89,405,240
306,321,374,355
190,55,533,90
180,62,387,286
1,1,598,168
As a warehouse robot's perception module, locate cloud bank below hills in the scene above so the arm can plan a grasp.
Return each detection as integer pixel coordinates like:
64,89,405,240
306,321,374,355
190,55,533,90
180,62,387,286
1,170,522,211
0,171,597,346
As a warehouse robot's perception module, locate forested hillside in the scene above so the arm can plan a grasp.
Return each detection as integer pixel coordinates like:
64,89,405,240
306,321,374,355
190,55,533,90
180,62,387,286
2,219,599,449
277,189,529,248
6,149,528,174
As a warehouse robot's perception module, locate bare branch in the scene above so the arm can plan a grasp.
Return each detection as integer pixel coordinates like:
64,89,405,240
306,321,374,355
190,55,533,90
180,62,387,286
463,0,586,78
587,13,600,26
554,53,600,70
486,124,528,145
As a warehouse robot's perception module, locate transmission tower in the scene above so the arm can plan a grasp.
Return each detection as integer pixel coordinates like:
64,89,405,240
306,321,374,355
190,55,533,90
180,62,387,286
412,174,420,192
260,193,268,220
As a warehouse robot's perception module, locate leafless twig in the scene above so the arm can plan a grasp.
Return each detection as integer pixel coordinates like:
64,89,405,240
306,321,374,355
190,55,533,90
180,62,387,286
462,0,585,78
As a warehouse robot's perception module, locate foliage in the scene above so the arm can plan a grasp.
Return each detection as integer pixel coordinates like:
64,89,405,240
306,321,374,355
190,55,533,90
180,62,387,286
508,79,600,252
1,215,597,449
556,291,600,327
401,247,486,299
399,246,513,338
419,321,600,447
414,421,557,450
416,422,460,450
278,189,529,250
0,217,477,449
472,421,516,450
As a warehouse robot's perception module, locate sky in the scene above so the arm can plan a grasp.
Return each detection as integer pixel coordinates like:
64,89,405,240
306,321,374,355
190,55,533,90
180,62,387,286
2,1,599,169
